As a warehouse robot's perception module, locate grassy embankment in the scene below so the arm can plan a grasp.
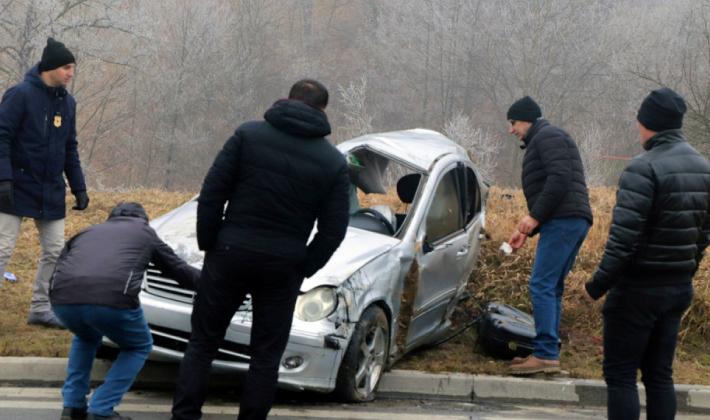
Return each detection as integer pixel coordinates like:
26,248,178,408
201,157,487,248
0,188,707,383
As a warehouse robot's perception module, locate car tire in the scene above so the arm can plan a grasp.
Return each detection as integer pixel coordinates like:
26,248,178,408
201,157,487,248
335,305,390,402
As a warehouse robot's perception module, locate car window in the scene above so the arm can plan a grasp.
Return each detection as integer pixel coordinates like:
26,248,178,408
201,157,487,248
461,166,480,225
425,169,462,243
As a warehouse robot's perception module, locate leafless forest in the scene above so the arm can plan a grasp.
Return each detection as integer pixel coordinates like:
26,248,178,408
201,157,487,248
1,0,708,189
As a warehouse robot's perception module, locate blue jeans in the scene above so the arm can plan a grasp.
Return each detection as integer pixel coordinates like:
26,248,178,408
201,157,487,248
529,217,589,360
53,304,153,416
603,285,693,420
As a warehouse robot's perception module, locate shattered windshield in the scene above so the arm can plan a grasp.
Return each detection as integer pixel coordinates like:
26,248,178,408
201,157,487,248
347,148,422,235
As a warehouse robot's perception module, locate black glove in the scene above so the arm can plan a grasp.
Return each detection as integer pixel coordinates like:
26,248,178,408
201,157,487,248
72,190,89,211
0,181,13,208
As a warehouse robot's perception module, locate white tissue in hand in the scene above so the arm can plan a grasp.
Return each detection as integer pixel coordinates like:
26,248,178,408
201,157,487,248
499,242,513,255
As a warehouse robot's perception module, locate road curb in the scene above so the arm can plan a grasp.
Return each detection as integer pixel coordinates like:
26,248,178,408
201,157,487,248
0,357,708,413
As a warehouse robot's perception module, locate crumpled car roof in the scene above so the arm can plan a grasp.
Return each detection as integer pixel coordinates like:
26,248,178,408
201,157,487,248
336,128,468,172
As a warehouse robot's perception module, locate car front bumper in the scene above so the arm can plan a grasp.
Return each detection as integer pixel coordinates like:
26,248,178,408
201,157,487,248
107,291,349,393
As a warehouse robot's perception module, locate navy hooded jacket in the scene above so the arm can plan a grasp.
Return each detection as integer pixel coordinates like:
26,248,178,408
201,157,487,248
0,64,86,220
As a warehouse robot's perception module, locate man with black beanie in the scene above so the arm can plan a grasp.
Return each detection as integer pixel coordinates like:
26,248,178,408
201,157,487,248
587,87,710,420
0,37,88,329
505,95,593,375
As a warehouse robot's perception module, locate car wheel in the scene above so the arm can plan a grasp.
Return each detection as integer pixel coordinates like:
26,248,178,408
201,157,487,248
335,305,389,402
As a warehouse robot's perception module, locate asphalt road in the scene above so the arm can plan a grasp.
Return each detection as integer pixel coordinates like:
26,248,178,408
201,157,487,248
0,386,707,420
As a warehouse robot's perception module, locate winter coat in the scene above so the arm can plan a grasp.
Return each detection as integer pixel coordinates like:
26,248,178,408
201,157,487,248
0,65,86,220
586,130,710,299
197,99,350,278
50,204,200,309
521,119,593,231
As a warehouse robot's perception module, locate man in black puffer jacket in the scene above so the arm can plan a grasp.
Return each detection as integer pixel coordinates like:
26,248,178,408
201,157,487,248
506,96,593,375
586,88,710,420
50,202,200,420
172,80,350,420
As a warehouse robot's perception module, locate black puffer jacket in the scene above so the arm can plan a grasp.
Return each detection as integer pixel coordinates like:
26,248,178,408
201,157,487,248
50,203,200,309
521,119,593,231
586,130,710,299
196,99,350,278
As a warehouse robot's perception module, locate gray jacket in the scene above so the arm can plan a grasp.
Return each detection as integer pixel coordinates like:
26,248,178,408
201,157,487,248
50,204,200,309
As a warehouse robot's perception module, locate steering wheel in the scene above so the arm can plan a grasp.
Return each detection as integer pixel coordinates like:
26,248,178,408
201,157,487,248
354,208,395,236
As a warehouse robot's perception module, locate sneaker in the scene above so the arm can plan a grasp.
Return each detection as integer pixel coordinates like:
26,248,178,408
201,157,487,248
509,355,560,375
87,412,132,420
61,406,87,419
27,311,65,329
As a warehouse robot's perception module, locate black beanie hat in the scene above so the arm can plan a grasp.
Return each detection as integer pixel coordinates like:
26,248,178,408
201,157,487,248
507,96,542,122
637,88,686,132
38,37,75,72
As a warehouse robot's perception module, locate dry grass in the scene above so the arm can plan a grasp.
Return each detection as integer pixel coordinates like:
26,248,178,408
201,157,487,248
0,188,707,384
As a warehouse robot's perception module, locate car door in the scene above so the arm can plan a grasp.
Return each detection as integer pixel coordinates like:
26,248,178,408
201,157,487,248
405,164,470,347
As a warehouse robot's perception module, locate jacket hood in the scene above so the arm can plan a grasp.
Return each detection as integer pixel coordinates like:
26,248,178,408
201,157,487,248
108,202,149,222
521,119,548,149
24,64,67,98
264,99,331,138
643,129,685,151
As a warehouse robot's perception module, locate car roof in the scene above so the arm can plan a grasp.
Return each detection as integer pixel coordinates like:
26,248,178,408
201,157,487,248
336,128,468,172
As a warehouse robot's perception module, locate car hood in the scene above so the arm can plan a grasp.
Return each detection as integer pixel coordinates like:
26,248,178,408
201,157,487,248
300,228,399,292
151,199,398,292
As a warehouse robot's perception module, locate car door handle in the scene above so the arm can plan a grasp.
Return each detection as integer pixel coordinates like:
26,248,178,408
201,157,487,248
456,246,469,257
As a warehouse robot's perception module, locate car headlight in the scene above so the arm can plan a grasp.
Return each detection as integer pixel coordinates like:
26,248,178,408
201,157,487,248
294,287,337,322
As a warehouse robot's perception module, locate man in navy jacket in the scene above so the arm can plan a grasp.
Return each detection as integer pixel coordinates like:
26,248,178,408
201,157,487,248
0,38,88,328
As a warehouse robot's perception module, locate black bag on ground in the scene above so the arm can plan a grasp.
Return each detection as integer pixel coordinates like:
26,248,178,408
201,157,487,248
477,302,535,360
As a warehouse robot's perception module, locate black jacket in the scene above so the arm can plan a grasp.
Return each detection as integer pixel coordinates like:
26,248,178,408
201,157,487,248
521,119,593,231
586,130,710,299
197,99,350,278
0,65,86,220
50,206,200,309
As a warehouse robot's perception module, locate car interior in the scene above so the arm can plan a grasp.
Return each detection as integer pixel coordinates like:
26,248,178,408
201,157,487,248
346,148,422,237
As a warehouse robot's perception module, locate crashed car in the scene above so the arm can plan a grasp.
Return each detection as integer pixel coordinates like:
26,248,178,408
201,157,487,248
134,128,488,401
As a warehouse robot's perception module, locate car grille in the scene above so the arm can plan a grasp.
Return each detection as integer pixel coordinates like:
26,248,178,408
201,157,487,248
149,324,251,363
143,265,252,311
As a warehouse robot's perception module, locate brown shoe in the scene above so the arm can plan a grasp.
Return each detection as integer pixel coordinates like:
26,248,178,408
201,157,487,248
509,355,560,375
510,355,530,365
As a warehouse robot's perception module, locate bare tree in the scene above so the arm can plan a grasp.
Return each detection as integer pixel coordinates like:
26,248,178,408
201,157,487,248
444,113,500,183
337,76,372,141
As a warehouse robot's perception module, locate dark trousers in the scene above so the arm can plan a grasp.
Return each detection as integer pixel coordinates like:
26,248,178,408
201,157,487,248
602,284,693,420
171,247,303,420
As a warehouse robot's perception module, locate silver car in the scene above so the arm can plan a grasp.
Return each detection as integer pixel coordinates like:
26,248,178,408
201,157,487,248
135,129,488,401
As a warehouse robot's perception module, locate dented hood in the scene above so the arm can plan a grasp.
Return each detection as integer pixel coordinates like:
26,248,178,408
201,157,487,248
150,199,398,291
300,227,399,292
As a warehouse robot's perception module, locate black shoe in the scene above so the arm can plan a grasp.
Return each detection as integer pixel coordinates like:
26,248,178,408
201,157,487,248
87,412,132,420
60,406,87,419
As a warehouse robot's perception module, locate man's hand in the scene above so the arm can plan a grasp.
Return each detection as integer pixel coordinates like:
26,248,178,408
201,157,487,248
517,214,539,235
508,230,527,250
72,191,89,211
0,181,13,208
